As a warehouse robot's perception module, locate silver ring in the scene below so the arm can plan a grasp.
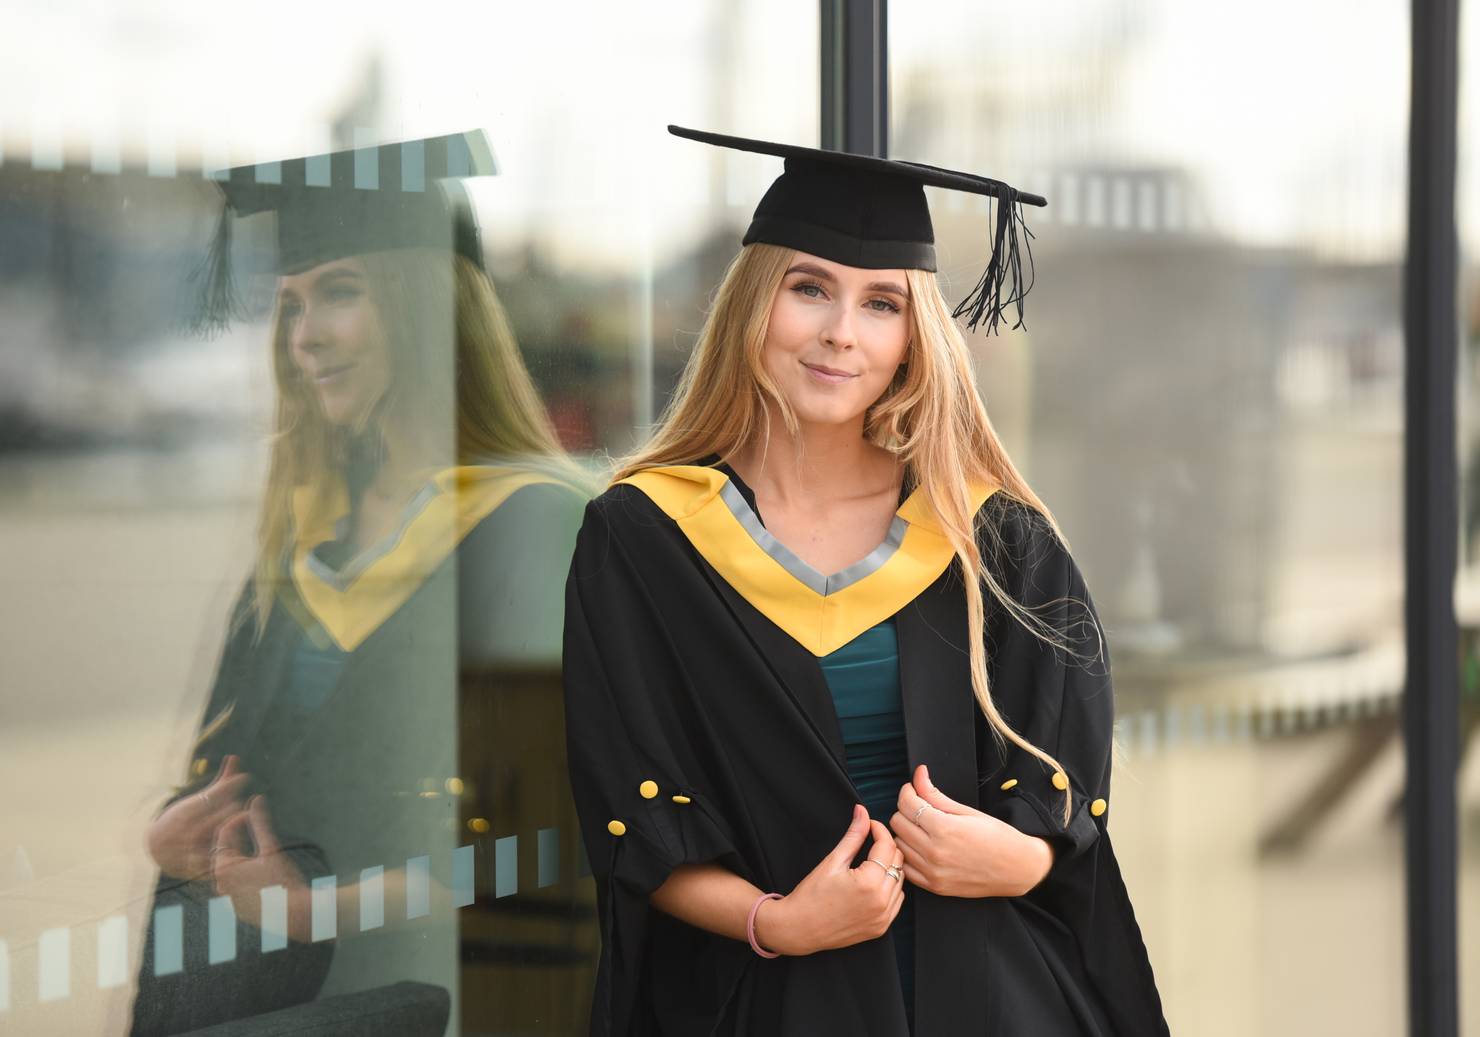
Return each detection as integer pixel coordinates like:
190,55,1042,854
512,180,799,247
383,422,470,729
865,859,903,883
912,804,929,824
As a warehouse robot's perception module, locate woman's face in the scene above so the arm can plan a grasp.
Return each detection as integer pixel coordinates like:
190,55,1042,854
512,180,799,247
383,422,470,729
761,251,911,429
278,256,392,428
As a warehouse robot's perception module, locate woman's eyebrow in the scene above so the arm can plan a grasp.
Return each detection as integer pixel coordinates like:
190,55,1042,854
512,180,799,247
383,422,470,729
787,262,907,298
786,262,834,281
313,267,364,287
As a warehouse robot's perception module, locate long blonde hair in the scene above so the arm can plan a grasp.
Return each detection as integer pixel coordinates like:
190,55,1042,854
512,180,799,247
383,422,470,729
616,243,1101,823
251,247,584,634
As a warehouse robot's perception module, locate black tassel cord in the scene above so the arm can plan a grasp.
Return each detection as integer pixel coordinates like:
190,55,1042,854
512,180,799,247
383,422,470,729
951,182,1037,336
183,205,249,338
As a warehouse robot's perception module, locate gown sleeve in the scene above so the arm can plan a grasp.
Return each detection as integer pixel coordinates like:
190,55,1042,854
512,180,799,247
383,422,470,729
561,496,748,1037
977,495,1111,869
977,495,1170,1036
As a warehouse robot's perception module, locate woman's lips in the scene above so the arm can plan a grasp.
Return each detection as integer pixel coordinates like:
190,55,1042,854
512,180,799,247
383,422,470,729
801,361,857,384
313,362,355,385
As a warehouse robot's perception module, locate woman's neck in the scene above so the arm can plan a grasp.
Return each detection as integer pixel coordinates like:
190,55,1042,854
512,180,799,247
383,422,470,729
350,417,447,501
726,411,900,508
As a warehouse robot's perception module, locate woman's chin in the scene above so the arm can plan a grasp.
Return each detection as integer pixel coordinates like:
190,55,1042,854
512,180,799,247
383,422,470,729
317,395,369,429
788,400,870,429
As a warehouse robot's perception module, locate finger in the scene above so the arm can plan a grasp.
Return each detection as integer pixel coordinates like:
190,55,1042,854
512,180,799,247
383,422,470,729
866,819,898,857
204,774,252,812
889,807,931,845
897,784,947,837
212,810,251,869
856,822,899,883
901,862,931,891
889,877,906,914
884,871,906,916
914,763,973,816
192,770,250,815
897,840,931,877
212,754,241,784
246,796,281,856
827,804,871,866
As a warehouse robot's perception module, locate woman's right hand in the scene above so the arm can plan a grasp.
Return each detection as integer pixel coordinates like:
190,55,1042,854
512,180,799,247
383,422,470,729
146,754,252,880
755,804,905,956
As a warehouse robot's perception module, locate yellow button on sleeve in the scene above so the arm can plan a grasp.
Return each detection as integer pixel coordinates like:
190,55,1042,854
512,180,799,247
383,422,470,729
607,820,627,837
1051,771,1069,791
639,780,659,799
1090,798,1108,817
999,778,1019,791
671,794,692,804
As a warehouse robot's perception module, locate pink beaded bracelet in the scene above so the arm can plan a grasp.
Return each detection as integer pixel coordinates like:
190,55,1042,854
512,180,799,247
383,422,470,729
746,892,783,958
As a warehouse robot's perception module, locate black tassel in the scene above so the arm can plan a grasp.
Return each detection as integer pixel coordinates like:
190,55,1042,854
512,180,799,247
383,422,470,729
183,205,248,338
951,182,1037,336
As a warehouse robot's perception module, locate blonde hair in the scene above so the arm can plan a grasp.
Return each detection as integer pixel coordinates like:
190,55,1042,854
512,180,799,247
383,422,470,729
251,247,584,633
616,243,1101,823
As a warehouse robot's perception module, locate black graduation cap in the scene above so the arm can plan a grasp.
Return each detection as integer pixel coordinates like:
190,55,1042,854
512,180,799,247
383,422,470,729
668,124,1047,335
189,129,496,334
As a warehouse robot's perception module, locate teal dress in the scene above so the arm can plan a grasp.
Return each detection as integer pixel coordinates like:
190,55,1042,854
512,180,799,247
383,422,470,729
818,618,915,1033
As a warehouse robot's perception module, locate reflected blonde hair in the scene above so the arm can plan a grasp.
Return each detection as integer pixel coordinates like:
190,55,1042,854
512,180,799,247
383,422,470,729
251,248,583,634
617,243,1101,822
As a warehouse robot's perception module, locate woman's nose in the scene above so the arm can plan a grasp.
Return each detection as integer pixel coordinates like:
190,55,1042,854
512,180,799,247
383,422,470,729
288,307,325,358
821,304,856,350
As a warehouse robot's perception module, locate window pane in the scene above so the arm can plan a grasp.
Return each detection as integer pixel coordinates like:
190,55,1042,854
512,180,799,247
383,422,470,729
892,4,1408,1034
0,5,814,1034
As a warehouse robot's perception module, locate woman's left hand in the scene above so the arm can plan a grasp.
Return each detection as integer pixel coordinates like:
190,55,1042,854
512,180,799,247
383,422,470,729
889,764,1054,898
213,795,313,941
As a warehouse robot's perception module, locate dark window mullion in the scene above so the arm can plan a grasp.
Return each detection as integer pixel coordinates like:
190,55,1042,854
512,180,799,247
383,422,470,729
819,0,887,156
1404,0,1460,1033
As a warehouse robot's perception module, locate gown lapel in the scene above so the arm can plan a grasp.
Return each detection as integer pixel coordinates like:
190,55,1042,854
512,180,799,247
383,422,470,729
897,567,994,1034
698,557,852,782
897,570,979,807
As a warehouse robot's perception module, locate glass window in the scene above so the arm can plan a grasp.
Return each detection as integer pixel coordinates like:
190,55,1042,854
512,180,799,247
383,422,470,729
892,3,1410,1033
0,5,815,1034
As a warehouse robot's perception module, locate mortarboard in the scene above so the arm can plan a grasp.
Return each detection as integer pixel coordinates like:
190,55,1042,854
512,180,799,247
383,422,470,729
668,124,1047,335
190,129,496,335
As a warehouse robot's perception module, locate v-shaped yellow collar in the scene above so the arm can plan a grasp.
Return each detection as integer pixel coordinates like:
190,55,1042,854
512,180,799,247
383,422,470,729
617,465,999,656
291,465,569,652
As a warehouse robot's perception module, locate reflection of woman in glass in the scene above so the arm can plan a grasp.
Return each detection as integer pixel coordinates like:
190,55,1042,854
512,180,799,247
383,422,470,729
562,127,1168,1036
132,132,591,1036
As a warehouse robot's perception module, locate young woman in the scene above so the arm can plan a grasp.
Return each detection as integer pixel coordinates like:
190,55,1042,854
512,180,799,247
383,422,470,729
131,133,593,1035
561,127,1168,1036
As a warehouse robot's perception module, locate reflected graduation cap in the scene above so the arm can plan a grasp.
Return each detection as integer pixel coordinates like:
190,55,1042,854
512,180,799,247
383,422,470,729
668,124,1047,335
190,129,496,334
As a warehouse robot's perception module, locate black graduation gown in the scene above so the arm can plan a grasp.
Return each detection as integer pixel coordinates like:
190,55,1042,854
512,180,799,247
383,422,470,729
561,462,1169,1036
130,467,589,1036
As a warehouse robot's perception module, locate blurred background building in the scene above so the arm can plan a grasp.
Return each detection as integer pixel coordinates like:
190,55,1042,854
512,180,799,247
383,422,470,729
0,0,1476,1034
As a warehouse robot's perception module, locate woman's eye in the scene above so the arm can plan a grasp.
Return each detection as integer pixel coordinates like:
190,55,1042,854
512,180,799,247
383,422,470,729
793,281,825,299
280,302,302,321
869,298,902,314
326,286,361,303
